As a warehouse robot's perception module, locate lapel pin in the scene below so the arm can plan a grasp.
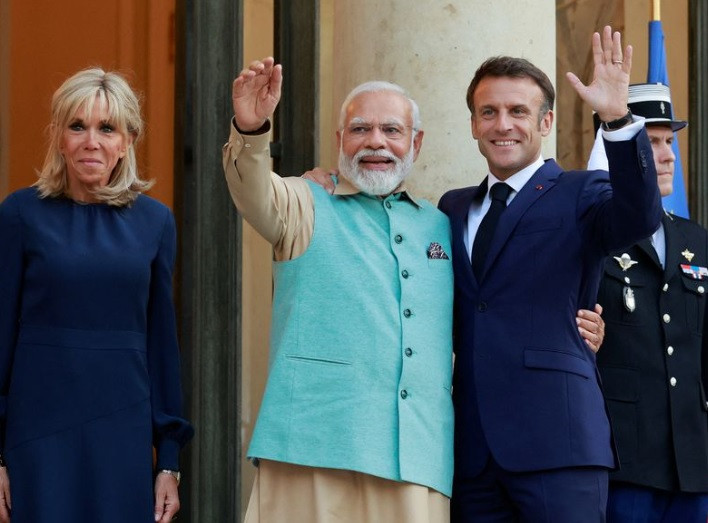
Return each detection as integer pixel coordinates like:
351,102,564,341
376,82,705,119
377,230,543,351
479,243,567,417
535,185,543,190
614,253,638,271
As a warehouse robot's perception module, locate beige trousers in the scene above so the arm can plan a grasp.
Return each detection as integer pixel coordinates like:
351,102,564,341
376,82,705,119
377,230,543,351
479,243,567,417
244,460,450,523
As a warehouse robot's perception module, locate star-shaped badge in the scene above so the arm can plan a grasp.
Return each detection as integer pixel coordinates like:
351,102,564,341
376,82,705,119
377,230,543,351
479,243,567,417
614,253,638,271
682,249,695,262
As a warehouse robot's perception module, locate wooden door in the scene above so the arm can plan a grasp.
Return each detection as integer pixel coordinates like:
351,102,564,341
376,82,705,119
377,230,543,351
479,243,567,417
0,0,176,207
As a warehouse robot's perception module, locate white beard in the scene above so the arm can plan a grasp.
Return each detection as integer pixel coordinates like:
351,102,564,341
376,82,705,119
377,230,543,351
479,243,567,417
338,146,414,196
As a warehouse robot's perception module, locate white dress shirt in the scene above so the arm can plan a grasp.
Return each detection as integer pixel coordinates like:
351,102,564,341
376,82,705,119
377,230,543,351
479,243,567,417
465,156,545,259
651,221,666,269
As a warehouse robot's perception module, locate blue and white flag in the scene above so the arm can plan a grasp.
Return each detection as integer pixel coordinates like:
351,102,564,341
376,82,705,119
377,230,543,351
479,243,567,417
648,20,689,218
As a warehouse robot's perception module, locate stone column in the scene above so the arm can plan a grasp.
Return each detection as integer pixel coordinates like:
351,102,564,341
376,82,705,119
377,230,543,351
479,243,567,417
319,0,556,204
174,0,243,520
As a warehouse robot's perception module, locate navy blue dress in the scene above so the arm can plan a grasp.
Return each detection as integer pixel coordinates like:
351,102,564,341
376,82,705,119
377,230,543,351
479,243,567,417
0,188,193,522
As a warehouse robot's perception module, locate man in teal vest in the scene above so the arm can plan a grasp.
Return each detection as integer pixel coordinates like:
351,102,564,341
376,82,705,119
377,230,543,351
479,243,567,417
223,58,455,522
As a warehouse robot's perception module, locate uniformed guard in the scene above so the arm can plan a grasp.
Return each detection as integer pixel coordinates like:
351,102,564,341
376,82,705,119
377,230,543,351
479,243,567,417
589,83,708,522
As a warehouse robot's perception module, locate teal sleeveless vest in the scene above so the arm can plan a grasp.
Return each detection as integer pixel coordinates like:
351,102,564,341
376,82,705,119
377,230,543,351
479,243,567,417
248,180,454,496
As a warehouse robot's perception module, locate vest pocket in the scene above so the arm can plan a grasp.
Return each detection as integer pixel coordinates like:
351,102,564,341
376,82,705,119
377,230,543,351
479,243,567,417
285,354,352,366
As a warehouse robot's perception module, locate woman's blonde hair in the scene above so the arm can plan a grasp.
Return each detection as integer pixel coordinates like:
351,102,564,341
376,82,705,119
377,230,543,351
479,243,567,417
35,67,153,206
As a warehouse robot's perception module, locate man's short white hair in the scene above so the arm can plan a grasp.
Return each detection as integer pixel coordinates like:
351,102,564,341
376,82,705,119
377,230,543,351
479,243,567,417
338,81,421,131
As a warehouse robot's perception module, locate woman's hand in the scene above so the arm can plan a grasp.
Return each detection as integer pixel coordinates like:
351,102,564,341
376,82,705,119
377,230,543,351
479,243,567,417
154,472,180,522
0,465,11,523
577,304,605,353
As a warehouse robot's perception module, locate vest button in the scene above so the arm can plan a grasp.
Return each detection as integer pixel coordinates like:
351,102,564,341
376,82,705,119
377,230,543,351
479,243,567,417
401,270,409,279
403,309,412,318
400,389,408,399
404,347,413,357
394,234,403,243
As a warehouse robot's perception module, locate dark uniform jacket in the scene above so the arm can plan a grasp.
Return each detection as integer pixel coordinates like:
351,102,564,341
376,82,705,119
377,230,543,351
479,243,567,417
597,212,708,493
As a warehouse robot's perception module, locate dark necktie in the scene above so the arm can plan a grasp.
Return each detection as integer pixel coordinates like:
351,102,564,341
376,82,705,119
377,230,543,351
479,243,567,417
472,182,512,279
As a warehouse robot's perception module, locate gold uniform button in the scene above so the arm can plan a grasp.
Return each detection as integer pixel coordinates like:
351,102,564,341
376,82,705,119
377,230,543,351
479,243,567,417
667,346,674,356
663,314,671,323
670,377,677,387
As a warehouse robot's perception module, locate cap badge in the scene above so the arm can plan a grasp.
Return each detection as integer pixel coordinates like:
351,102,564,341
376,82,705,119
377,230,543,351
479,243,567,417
660,101,666,115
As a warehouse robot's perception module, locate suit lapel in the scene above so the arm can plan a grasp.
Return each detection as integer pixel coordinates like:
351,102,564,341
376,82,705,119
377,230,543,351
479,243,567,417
637,237,661,269
663,213,684,280
478,160,561,279
636,214,681,278
448,181,486,287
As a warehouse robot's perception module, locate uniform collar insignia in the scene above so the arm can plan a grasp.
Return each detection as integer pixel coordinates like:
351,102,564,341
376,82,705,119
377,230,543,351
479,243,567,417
614,253,638,271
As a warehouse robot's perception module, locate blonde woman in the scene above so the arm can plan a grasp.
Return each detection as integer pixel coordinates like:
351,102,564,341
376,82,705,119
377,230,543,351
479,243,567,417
0,68,193,523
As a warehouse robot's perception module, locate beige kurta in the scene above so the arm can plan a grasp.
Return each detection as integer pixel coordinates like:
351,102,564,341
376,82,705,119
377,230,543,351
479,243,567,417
224,121,450,523
244,460,450,523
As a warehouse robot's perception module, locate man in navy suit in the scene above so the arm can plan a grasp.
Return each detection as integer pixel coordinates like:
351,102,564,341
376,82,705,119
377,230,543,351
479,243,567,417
439,27,663,521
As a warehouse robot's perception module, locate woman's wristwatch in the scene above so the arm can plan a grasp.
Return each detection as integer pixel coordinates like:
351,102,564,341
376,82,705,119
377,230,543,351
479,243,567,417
158,469,181,485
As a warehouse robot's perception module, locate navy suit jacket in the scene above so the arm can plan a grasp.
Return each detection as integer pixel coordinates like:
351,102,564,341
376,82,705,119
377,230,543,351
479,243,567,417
438,130,662,480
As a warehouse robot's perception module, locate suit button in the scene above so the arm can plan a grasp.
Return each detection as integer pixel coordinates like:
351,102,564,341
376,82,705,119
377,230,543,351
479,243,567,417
401,270,409,279
663,313,671,323
385,201,392,209
400,389,408,399
478,302,488,312
404,347,413,357
403,309,412,318
670,377,677,387
667,346,674,356
662,283,669,292
394,234,403,243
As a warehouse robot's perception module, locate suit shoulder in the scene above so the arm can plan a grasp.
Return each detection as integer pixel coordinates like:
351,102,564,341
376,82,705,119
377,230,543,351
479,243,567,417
555,168,609,187
669,214,708,238
439,186,476,213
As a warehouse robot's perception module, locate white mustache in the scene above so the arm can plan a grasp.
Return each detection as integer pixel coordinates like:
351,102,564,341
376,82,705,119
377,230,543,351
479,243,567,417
352,149,399,164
